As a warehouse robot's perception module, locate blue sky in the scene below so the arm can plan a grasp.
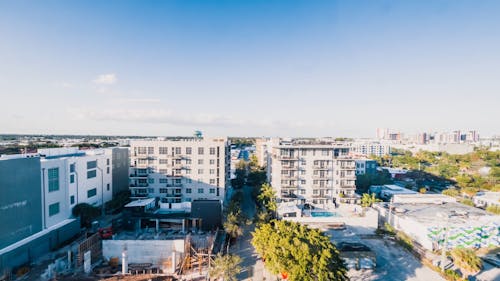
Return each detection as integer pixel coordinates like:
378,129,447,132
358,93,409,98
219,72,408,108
0,0,499,137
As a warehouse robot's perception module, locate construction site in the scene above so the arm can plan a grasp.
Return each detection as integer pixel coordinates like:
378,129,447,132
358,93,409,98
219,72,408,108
3,199,226,281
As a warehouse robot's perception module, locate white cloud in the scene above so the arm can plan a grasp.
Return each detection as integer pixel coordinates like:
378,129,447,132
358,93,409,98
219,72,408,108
67,107,312,130
54,81,73,89
93,73,117,85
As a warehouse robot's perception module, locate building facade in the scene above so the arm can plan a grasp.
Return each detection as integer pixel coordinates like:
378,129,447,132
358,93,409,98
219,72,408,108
351,141,391,157
0,156,43,249
354,159,378,175
269,139,357,206
129,137,230,203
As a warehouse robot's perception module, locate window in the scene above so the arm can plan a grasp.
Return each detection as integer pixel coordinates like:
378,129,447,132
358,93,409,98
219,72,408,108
159,147,168,154
209,159,215,165
301,150,307,156
148,188,154,193
147,147,154,154
49,202,60,216
209,147,216,155
70,196,75,204
48,168,59,192
159,159,168,164
198,188,204,194
107,167,110,174
185,197,192,202
186,147,192,154
198,159,204,165
187,178,192,183
87,188,97,198
186,188,192,194
70,163,75,173
107,158,110,165
301,180,306,184
198,147,204,155
107,183,110,191
175,179,182,184
87,161,97,169
148,178,155,184
175,147,181,154
198,169,203,174
160,188,168,193
138,159,147,164
87,170,97,179
210,179,216,185
159,178,168,184
186,169,191,174
70,174,75,184
186,159,192,164
209,188,215,194
209,169,215,174
159,169,168,174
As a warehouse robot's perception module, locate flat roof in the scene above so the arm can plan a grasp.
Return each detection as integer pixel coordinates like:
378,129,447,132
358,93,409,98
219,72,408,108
383,202,500,228
125,198,156,207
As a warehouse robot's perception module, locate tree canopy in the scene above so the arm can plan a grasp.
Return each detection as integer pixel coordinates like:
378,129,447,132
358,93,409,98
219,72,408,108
252,220,348,281
209,253,242,281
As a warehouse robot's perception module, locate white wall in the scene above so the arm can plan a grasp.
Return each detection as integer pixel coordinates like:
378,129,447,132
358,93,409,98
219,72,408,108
102,240,184,273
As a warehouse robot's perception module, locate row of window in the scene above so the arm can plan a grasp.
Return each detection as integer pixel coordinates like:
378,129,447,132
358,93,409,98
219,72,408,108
137,146,218,155
146,178,219,185
280,148,349,157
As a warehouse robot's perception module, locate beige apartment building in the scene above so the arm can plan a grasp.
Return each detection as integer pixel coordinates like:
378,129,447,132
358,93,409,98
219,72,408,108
269,139,357,206
129,137,230,203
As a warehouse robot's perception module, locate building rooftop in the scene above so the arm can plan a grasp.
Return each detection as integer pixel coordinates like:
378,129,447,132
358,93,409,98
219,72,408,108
125,198,156,208
383,201,499,228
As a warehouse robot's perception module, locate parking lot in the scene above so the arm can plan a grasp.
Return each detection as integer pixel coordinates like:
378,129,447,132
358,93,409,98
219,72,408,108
324,228,444,281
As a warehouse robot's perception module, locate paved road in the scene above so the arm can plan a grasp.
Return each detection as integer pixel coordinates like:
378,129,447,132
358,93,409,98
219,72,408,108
231,186,271,281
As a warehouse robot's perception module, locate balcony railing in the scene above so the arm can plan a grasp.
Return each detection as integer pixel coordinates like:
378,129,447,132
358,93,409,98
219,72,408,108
130,183,149,187
281,185,298,189
166,183,183,187
313,165,331,170
130,173,148,178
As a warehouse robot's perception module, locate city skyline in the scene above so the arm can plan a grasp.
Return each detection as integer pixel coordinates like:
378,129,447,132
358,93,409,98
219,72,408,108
1,1,499,137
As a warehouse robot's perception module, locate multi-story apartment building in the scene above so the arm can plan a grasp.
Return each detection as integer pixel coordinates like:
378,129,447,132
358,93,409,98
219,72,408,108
351,141,391,157
129,137,230,203
269,139,357,206
0,147,128,273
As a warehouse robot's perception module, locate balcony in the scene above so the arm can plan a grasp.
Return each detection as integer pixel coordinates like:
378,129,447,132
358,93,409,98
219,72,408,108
281,175,298,180
281,165,297,170
164,193,182,198
314,166,331,171
281,185,298,189
130,173,148,178
278,155,297,160
312,184,331,189
166,183,183,188
312,174,331,179
130,183,149,187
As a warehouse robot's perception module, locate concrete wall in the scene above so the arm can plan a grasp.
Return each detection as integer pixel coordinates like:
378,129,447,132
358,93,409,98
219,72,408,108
0,219,80,273
111,147,130,196
102,239,184,272
0,156,42,249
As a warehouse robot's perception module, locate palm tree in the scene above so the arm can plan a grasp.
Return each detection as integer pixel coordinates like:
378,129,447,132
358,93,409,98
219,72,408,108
209,253,242,281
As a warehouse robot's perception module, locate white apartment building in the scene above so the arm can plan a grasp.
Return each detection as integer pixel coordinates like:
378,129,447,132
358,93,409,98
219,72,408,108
351,141,391,157
39,148,114,228
269,139,357,207
129,137,230,203
254,137,280,168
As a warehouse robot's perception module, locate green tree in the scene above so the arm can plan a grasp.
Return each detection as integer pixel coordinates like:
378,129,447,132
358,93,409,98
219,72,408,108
361,193,380,207
209,253,242,281
450,248,482,277
72,203,100,228
223,211,244,239
419,187,427,194
252,220,348,281
257,183,277,212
